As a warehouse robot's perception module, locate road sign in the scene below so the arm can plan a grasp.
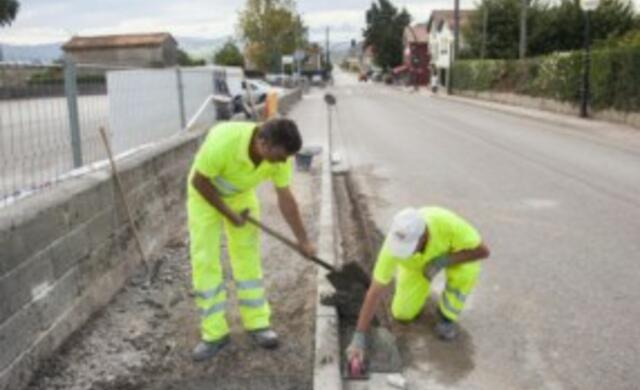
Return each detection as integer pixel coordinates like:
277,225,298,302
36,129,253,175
294,50,306,61
282,55,294,65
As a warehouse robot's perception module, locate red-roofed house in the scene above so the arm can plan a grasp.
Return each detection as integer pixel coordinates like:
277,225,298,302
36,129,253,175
401,23,430,86
62,32,178,67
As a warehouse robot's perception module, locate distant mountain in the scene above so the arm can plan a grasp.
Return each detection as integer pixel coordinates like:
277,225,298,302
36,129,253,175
0,35,236,63
330,40,362,64
176,36,235,60
0,43,64,63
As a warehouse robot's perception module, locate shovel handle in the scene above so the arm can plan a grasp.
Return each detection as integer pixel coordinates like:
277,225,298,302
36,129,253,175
243,213,336,272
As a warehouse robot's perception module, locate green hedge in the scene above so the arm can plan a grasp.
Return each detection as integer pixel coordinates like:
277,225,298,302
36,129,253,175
28,71,106,86
452,46,640,112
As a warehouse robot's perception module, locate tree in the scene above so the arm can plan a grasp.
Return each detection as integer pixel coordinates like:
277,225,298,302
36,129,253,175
363,0,411,69
238,0,308,72
214,40,245,66
596,28,640,48
0,0,19,26
463,0,551,59
463,0,637,59
177,49,206,67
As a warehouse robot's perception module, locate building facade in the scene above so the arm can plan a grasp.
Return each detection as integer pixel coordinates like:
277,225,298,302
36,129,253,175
62,33,178,68
427,10,474,87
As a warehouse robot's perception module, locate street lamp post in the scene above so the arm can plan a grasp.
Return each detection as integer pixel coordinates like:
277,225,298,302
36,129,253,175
580,0,599,118
449,0,460,95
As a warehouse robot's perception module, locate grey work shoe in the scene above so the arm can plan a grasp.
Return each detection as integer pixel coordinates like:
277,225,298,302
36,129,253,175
192,336,230,362
249,328,279,349
434,312,458,341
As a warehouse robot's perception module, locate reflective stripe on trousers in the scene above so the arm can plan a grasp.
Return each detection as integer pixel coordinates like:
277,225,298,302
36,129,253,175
391,261,480,323
188,190,270,342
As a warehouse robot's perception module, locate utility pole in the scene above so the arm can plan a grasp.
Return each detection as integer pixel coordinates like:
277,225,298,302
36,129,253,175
325,27,330,67
449,0,460,94
453,0,460,58
579,0,599,118
519,0,528,59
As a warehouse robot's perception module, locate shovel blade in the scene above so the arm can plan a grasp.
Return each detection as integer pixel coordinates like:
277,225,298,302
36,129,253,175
326,262,370,291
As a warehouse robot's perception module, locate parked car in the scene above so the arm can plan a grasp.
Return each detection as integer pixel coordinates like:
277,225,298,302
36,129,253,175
243,79,285,103
265,73,293,87
310,74,324,86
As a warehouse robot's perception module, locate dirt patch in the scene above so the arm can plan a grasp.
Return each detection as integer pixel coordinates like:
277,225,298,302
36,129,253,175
26,168,321,390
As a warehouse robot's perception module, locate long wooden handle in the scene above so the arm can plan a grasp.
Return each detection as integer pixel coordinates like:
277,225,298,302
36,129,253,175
99,127,149,273
244,214,336,272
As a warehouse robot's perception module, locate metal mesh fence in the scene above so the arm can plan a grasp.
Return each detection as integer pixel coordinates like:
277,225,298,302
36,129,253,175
0,61,224,206
1,62,76,201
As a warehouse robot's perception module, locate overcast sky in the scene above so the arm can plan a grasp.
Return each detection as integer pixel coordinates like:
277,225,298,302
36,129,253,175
0,0,637,46
0,0,479,45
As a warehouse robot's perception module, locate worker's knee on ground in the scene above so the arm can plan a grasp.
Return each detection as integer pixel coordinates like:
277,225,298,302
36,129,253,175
391,302,422,322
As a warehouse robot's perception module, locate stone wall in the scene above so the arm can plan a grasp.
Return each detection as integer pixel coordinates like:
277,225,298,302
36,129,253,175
0,88,303,390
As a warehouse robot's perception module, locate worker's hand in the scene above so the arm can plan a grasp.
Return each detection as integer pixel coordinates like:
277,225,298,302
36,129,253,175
229,210,249,227
299,240,317,258
346,331,366,364
424,256,451,281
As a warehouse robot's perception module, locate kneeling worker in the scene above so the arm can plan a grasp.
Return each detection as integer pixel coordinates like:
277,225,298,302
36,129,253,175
347,206,490,364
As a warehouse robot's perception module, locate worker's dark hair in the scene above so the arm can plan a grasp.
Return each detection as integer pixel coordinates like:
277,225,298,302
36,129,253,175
258,118,302,154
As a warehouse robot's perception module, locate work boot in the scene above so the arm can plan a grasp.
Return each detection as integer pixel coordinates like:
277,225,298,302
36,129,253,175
434,311,458,341
192,336,230,362
249,328,279,349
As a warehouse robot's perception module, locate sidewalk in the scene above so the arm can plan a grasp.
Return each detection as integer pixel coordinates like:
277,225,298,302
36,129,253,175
25,167,322,390
402,87,640,153
423,88,638,132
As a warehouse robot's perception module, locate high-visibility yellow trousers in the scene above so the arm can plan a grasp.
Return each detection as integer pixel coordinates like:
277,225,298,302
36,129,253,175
187,190,270,342
391,261,480,322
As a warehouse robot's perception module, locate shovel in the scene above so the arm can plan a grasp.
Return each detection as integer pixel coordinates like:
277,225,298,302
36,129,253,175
243,213,370,291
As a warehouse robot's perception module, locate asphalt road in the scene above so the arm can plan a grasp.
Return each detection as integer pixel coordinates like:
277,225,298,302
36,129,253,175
294,71,640,389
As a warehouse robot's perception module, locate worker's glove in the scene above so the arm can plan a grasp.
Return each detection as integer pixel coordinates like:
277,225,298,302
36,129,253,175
346,331,366,363
424,256,451,281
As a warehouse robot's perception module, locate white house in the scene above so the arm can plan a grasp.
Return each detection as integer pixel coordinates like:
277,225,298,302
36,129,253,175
427,10,474,87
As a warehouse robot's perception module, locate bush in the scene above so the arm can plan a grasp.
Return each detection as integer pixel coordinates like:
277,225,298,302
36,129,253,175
452,46,640,112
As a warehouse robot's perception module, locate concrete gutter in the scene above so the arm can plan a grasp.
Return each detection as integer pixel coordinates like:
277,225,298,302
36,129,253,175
312,140,342,389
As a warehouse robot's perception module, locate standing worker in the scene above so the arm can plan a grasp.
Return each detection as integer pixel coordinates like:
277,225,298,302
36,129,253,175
346,207,490,365
188,118,315,362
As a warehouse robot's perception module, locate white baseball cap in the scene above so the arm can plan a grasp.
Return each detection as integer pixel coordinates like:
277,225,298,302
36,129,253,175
385,208,425,259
